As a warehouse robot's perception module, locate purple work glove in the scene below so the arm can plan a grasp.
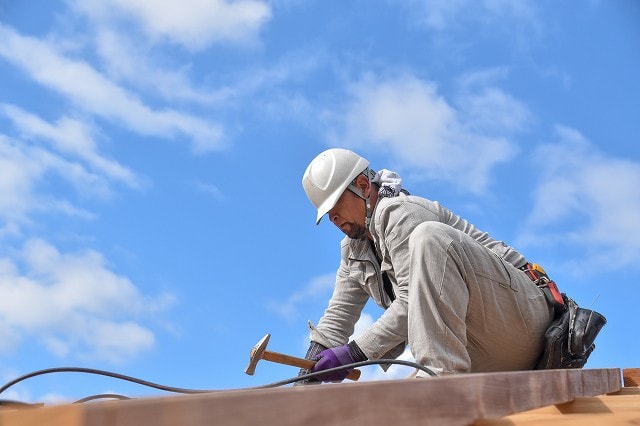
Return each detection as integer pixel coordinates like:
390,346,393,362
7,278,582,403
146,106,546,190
311,342,367,383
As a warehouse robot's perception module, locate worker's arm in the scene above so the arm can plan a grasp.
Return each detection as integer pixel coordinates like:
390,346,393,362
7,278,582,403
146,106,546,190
352,198,427,359
310,237,371,348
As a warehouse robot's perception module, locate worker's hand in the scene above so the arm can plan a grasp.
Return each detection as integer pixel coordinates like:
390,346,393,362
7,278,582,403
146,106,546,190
312,342,366,382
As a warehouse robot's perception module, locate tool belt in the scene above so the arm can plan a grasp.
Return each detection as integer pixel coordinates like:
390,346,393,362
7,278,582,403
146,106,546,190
519,263,565,311
520,263,607,369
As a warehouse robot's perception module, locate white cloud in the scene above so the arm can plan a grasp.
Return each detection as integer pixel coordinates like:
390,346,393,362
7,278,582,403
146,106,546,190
0,136,40,222
0,129,126,231
519,125,640,271
0,133,103,232
455,68,531,135
0,239,174,363
83,320,155,363
2,104,140,187
93,28,322,113
63,0,272,105
0,24,225,154
94,29,221,104
327,73,529,193
73,0,272,51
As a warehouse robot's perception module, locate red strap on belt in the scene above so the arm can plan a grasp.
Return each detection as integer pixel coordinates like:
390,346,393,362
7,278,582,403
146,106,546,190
544,280,565,306
521,263,565,308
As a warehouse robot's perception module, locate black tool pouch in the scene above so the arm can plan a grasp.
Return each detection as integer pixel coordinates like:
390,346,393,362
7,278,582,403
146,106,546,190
534,295,607,370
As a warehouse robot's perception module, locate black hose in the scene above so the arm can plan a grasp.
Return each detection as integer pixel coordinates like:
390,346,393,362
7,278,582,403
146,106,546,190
0,360,437,405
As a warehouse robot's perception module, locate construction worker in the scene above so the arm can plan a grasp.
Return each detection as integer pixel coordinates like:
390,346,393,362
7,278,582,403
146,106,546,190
298,148,557,383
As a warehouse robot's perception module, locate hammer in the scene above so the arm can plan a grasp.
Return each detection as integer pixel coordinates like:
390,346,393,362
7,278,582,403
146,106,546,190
244,333,361,381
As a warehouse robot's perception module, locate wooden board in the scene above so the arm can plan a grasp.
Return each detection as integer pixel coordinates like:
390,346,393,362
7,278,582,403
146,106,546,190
0,368,622,426
623,368,640,387
475,387,640,425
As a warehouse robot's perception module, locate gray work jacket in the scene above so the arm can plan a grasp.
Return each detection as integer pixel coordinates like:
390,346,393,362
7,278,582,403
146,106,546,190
309,193,527,362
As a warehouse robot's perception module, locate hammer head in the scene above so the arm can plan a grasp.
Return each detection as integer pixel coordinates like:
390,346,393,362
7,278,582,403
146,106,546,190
245,333,270,375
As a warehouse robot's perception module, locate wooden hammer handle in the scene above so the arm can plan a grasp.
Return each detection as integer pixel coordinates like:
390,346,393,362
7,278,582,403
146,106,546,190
262,351,361,381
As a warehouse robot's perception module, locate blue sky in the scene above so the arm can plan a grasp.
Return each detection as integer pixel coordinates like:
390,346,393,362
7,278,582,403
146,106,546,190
0,0,638,403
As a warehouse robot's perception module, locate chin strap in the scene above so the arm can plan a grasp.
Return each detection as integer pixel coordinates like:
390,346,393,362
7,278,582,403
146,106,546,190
347,168,375,227
347,168,410,228
348,168,409,228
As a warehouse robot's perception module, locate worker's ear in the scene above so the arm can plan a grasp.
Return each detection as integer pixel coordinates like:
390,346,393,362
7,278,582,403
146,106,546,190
355,174,371,197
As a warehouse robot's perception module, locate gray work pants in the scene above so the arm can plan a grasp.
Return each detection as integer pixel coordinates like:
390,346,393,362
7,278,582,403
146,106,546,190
407,222,554,376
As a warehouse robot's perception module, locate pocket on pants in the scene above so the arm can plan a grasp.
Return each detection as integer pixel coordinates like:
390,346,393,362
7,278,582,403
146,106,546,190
516,286,553,338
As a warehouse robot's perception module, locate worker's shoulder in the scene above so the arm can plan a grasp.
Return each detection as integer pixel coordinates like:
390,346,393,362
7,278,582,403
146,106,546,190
374,194,447,227
376,193,439,211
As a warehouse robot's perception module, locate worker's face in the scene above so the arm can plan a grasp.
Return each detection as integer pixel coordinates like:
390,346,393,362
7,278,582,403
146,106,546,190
327,186,368,240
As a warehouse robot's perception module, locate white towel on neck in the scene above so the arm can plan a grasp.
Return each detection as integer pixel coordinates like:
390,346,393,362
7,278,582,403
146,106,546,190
372,169,404,198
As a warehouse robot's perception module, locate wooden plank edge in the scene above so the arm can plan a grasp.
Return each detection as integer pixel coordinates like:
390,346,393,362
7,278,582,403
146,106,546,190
0,368,622,426
475,386,640,425
77,368,624,426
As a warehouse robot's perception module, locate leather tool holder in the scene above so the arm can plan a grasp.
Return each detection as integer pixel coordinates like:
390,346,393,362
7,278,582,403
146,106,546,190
535,295,607,370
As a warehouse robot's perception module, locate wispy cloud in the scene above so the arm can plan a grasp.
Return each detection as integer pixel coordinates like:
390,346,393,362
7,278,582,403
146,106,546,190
518,125,640,271
268,273,335,322
194,180,226,201
0,238,175,363
0,24,225,154
70,0,272,51
0,132,107,229
0,136,40,224
326,72,530,193
2,104,141,187
93,29,221,105
62,0,277,107
0,104,147,233
405,0,540,34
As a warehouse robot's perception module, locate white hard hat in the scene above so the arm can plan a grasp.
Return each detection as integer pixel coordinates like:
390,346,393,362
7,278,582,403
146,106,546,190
302,148,369,224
